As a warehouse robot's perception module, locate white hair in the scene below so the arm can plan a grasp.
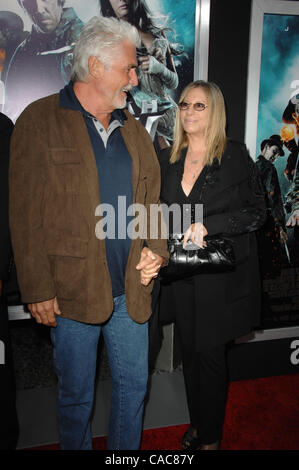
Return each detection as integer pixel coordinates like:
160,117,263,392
71,16,141,82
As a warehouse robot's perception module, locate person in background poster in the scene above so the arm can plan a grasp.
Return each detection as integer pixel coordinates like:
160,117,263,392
255,134,287,279
281,97,299,182
284,157,299,265
100,0,182,149
281,96,299,265
286,158,299,228
3,0,83,121
286,174,299,225
0,11,28,84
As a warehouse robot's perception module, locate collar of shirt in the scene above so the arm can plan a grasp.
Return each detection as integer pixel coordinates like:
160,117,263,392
59,82,127,147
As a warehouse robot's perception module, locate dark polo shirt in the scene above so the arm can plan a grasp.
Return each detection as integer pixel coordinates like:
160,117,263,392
60,82,133,298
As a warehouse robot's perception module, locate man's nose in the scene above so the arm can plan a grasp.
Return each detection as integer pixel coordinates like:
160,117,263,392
36,0,47,13
129,68,138,87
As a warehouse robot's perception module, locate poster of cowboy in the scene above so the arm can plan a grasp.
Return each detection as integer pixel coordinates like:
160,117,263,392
246,0,299,329
0,0,201,151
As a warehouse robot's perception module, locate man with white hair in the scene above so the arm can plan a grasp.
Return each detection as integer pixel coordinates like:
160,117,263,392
9,16,168,450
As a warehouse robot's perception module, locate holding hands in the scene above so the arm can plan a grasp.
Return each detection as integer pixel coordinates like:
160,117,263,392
136,247,164,286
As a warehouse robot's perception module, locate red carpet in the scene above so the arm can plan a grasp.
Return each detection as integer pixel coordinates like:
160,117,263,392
28,373,299,451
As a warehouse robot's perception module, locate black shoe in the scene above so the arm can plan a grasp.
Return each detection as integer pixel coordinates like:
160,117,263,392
182,426,201,451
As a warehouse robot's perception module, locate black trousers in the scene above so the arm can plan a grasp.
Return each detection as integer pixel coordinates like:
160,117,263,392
179,342,228,444
0,293,19,449
171,278,228,445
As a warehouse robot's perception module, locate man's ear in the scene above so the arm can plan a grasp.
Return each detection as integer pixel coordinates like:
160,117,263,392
88,56,103,79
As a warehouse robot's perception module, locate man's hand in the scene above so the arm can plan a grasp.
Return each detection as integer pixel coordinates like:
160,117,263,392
136,247,164,286
28,297,61,327
286,209,299,227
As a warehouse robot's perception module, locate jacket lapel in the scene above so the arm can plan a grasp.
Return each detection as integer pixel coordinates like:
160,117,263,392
120,114,140,202
160,148,186,204
60,106,142,208
73,112,101,207
193,158,220,203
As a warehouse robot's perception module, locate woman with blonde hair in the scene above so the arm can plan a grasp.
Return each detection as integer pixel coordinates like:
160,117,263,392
154,80,266,450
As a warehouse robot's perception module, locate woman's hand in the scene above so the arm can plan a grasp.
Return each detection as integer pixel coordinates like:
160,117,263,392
138,48,164,72
183,222,208,249
136,247,164,286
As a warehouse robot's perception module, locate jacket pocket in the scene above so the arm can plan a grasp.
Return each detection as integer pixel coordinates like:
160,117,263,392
46,235,88,258
49,149,82,194
47,237,88,301
54,255,87,301
50,148,80,165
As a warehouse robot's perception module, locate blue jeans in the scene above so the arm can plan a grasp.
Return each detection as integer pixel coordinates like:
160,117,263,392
50,294,148,450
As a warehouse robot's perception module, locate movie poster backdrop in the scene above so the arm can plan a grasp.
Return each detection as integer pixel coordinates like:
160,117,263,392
0,0,197,151
0,0,200,313
246,0,299,330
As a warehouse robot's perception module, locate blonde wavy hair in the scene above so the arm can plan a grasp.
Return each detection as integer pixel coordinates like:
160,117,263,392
170,80,227,165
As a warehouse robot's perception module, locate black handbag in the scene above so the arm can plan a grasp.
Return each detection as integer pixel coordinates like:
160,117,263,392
159,234,235,282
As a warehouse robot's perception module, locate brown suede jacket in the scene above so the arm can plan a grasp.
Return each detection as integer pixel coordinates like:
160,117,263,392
9,93,169,324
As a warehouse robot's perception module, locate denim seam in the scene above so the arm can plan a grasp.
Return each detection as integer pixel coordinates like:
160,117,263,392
107,317,124,450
